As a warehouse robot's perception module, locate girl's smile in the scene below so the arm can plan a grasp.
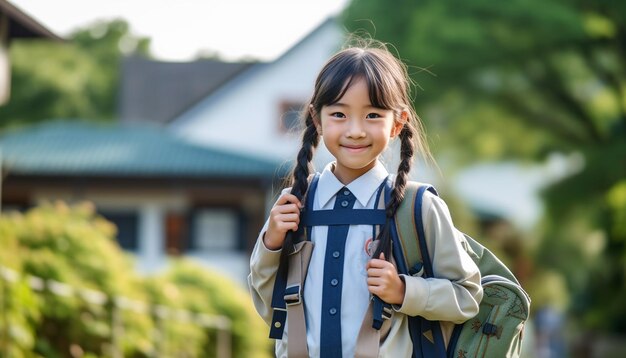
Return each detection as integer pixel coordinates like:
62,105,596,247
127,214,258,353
340,143,371,153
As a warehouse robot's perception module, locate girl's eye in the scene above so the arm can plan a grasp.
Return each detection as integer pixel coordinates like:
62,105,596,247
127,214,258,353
366,113,382,119
330,112,346,118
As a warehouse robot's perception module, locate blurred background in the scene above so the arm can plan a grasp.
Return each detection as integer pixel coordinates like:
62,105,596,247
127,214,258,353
0,0,625,357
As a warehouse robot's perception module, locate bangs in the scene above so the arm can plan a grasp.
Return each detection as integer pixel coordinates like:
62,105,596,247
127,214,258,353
312,50,401,110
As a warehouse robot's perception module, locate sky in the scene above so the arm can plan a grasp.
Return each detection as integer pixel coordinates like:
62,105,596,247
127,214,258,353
11,0,350,61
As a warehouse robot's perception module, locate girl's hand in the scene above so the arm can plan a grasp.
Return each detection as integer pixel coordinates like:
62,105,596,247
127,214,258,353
263,193,302,250
366,253,405,305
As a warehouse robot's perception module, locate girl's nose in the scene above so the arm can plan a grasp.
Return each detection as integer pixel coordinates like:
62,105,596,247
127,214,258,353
346,118,366,138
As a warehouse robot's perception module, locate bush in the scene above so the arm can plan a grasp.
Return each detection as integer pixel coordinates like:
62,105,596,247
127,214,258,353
0,201,271,357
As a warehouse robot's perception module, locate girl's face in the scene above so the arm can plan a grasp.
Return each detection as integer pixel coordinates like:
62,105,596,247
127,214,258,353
315,77,405,184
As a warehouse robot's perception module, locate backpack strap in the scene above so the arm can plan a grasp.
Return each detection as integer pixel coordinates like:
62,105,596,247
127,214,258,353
395,182,426,276
362,177,396,332
268,173,321,340
414,185,447,357
414,185,438,277
393,182,447,357
285,240,314,358
301,210,387,226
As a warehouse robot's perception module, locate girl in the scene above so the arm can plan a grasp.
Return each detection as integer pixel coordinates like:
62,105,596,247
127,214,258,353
248,42,482,358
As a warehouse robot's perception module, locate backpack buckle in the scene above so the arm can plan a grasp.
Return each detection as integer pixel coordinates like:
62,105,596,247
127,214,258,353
382,304,392,320
284,284,302,306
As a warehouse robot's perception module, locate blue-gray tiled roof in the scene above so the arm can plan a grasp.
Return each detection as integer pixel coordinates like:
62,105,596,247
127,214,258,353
0,121,284,178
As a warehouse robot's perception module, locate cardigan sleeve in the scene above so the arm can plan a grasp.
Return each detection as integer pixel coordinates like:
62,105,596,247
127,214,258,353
393,190,483,324
247,223,282,326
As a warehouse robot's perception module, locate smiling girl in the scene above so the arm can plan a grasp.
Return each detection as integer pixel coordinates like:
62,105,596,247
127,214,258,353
248,42,482,358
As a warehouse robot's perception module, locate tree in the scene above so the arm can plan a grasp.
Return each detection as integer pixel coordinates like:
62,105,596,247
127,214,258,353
343,0,626,333
0,19,150,130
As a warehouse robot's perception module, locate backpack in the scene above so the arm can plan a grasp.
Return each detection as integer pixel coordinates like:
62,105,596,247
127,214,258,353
392,182,531,358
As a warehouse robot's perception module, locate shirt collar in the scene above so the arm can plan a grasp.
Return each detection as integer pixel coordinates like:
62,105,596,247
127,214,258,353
316,161,390,208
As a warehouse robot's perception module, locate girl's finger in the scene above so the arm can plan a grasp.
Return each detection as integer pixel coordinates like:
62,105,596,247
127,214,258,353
277,213,300,224
367,267,385,278
279,222,298,232
368,285,385,296
276,194,302,208
367,259,388,269
275,203,301,214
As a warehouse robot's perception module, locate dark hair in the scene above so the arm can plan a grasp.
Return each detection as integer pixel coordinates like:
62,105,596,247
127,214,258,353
287,41,432,259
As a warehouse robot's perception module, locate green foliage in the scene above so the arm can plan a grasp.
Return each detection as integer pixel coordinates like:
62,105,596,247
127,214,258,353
0,202,271,357
0,19,151,131
343,0,626,333
0,202,151,356
145,261,272,358
607,181,626,239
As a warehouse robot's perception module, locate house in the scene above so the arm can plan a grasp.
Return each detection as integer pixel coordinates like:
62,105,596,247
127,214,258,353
0,0,61,105
0,120,285,280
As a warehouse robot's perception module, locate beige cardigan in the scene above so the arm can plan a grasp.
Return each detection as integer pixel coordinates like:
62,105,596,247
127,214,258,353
248,189,483,357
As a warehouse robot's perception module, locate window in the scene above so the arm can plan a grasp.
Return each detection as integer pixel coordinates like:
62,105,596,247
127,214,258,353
192,209,238,251
279,101,305,133
100,211,139,251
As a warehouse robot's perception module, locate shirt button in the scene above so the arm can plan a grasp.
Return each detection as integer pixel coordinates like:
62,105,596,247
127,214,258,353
329,308,337,315
332,251,340,258
343,189,350,196
331,278,339,286
341,200,349,207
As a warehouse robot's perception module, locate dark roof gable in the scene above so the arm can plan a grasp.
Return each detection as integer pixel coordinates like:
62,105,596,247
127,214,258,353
0,0,61,40
119,56,254,125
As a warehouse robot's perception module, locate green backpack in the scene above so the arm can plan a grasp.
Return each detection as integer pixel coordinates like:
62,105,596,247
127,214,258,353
392,182,531,358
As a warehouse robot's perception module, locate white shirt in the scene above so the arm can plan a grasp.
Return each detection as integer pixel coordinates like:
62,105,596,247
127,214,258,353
304,161,389,358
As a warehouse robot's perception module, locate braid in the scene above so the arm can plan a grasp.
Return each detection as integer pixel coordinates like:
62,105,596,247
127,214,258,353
387,125,414,215
290,114,320,201
373,124,415,259
280,112,320,258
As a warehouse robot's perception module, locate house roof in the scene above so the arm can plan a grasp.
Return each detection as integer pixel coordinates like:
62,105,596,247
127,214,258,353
0,121,285,178
119,56,254,124
0,0,62,40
